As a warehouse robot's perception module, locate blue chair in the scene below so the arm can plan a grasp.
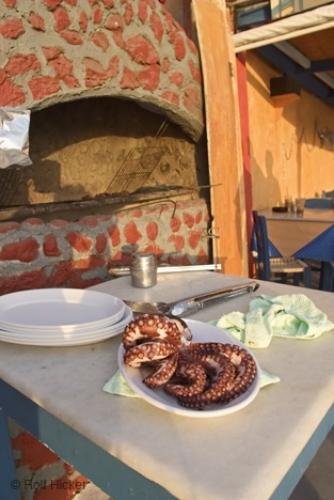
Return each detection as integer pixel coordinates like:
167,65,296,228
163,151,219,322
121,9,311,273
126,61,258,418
294,224,334,292
252,211,312,287
304,198,333,209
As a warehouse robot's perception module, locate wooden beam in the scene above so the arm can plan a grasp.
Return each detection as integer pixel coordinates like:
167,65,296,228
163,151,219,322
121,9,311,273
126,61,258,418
192,0,248,276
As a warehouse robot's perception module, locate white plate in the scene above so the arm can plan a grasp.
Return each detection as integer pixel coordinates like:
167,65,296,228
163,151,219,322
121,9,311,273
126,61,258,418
0,288,125,330
118,319,261,418
0,306,133,340
0,307,133,346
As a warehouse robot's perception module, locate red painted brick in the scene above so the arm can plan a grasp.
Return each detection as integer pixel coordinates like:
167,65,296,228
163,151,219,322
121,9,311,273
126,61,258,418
43,234,61,257
0,18,25,39
50,219,68,228
72,256,105,269
48,53,74,79
195,210,203,224
161,57,170,73
49,261,72,286
12,432,59,470
43,46,63,60
60,30,83,45
169,71,184,87
80,215,98,228
93,7,103,24
112,30,124,48
161,91,179,105
43,0,62,10
108,225,120,247
146,221,158,241
138,65,160,91
35,475,89,499
120,67,139,90
4,0,16,7
28,12,46,31
124,3,134,24
130,208,143,217
171,32,186,61
85,56,119,87
150,12,163,43
28,76,61,100
197,248,208,264
138,0,148,23
168,234,184,251
96,233,107,253
66,232,92,252
109,250,132,266
189,59,201,83
0,270,48,295
124,221,142,244
0,69,6,85
0,222,20,234
65,0,77,5
170,216,181,232
102,0,114,7
25,217,43,225
125,35,159,64
188,230,201,249
0,238,39,263
183,212,195,228
5,54,41,76
143,243,164,257
91,31,110,52
54,7,71,32
79,10,88,32
105,14,124,31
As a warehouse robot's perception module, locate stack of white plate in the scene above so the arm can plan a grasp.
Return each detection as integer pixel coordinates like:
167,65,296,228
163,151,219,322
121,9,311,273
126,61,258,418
0,288,132,346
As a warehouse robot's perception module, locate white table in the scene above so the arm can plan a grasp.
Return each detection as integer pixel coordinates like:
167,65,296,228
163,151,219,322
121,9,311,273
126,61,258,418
0,272,333,500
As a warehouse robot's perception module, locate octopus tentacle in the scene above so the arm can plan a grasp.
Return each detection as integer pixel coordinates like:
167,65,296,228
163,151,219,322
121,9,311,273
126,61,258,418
144,353,179,389
122,314,190,350
124,341,176,368
177,356,236,409
164,361,207,398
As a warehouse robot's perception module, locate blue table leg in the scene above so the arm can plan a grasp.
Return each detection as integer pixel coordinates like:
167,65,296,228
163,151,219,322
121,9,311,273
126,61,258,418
319,262,334,291
0,408,19,500
0,380,175,500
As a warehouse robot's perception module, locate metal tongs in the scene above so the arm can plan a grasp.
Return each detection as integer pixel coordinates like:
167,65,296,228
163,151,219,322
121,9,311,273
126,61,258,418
123,281,259,316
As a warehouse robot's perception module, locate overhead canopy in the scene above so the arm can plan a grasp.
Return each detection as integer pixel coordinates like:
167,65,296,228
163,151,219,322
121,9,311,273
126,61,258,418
233,4,334,51
233,4,334,107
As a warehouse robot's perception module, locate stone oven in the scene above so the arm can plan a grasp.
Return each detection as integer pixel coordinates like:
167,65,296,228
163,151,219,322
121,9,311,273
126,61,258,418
0,0,210,295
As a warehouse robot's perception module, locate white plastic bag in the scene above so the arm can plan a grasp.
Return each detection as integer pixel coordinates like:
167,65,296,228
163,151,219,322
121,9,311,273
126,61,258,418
0,107,32,169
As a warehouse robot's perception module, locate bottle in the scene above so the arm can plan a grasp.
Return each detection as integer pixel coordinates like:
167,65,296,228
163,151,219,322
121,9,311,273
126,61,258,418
130,253,157,288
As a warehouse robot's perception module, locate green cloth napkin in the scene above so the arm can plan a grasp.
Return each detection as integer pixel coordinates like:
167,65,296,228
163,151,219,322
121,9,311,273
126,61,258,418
103,367,280,397
216,293,334,349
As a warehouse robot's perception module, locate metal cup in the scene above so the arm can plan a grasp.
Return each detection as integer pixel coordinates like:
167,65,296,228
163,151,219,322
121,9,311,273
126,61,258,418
130,253,157,288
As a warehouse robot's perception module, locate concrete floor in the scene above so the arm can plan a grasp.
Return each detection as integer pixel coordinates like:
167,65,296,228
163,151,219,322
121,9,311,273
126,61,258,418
75,428,334,500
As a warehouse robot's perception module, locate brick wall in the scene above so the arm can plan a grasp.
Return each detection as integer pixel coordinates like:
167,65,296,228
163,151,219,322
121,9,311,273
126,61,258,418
0,0,203,140
0,199,210,294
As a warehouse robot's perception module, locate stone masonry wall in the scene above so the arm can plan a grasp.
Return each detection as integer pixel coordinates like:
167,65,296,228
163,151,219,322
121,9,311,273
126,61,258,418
0,0,203,140
0,199,209,294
